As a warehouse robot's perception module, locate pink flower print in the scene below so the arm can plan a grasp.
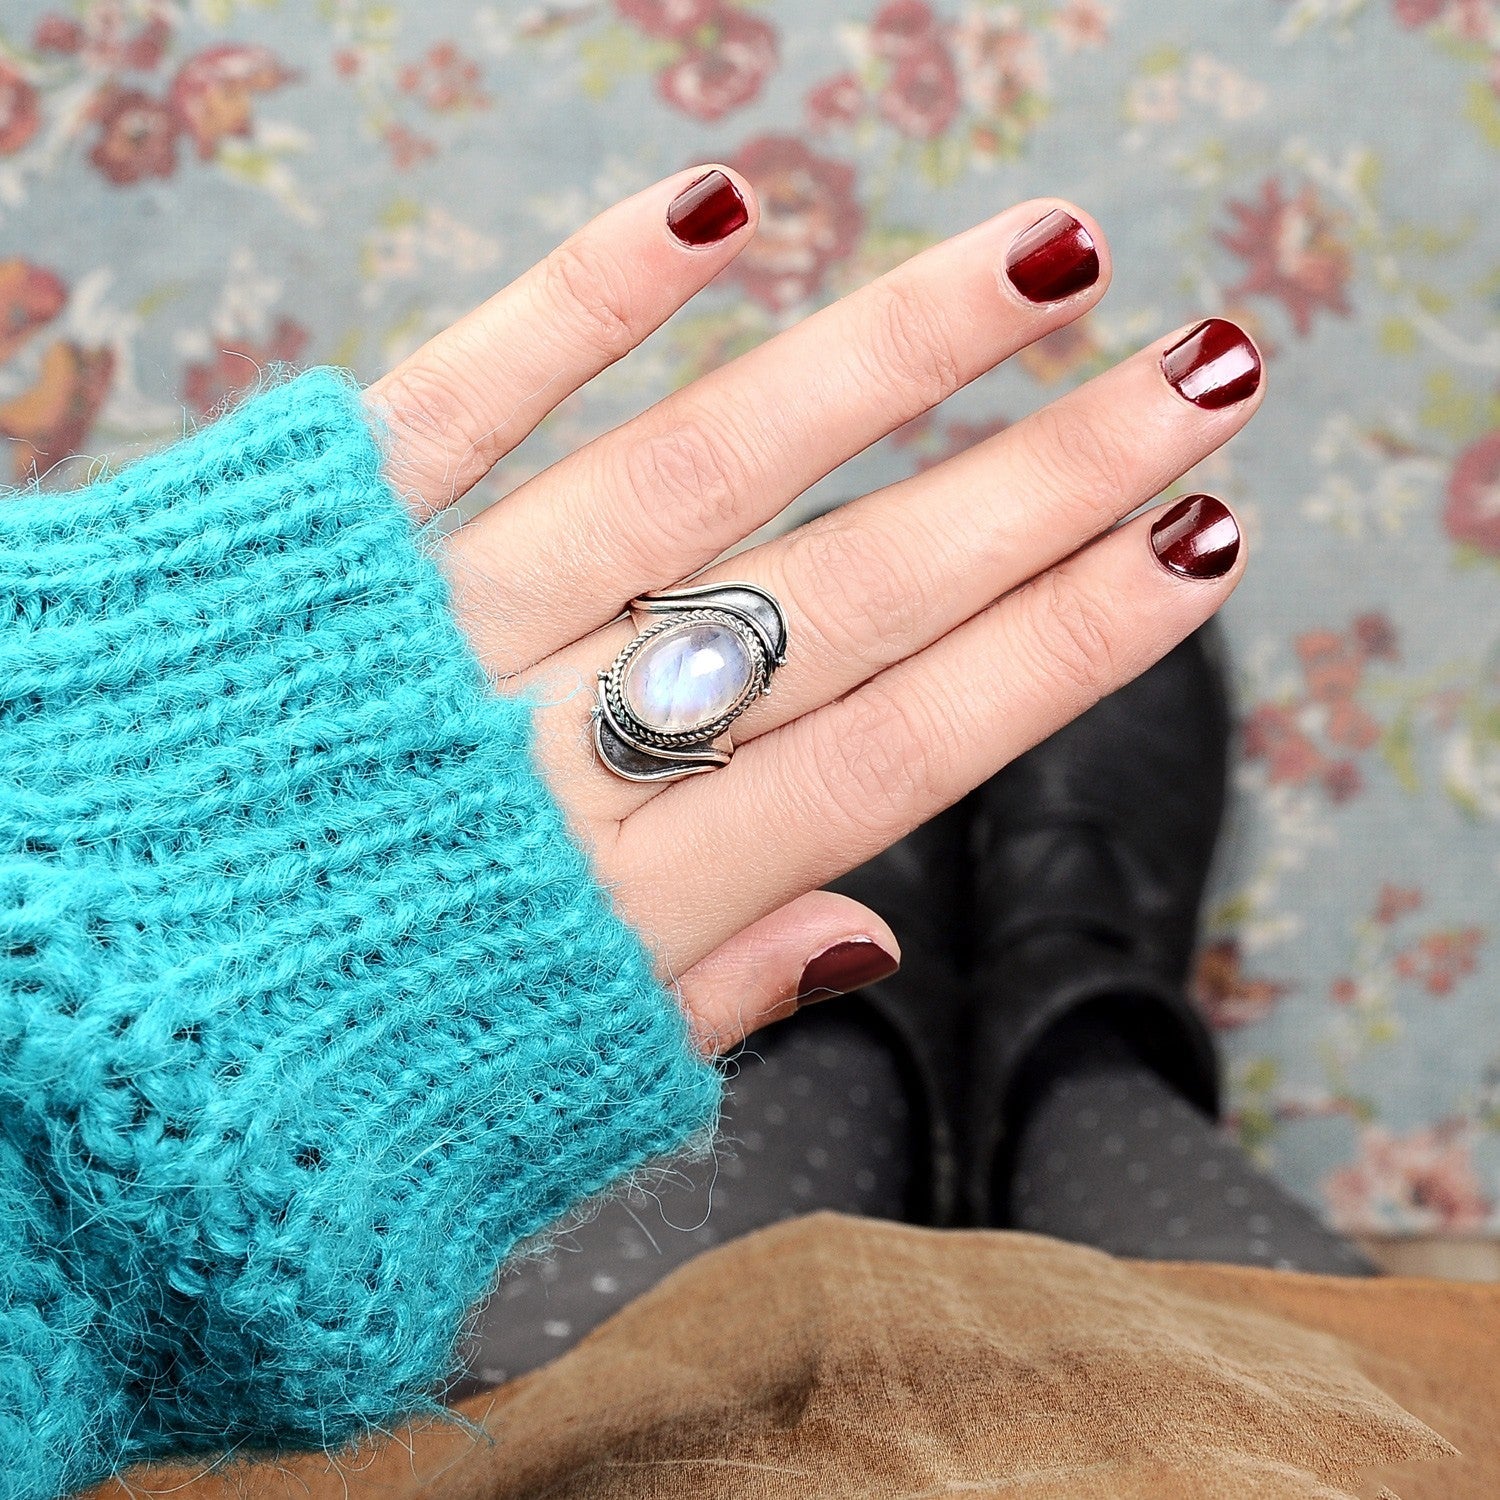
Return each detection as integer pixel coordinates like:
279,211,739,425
657,11,778,122
1194,939,1290,1030
170,46,298,162
87,85,179,184
0,261,67,365
1220,178,1354,336
952,10,1046,119
616,0,719,40
1445,431,1500,556
395,42,488,114
181,316,311,416
870,0,943,61
806,72,865,131
1393,0,1446,23
0,61,42,157
1393,927,1484,996
877,40,961,139
723,135,863,310
1374,884,1423,926
1054,0,1112,50
1325,1121,1493,1232
0,341,115,481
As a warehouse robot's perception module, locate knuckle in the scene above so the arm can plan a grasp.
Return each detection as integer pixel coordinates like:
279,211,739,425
808,682,936,841
375,355,470,450
540,237,642,358
783,517,926,665
621,414,745,551
862,277,966,417
1022,399,1139,528
1028,567,1121,701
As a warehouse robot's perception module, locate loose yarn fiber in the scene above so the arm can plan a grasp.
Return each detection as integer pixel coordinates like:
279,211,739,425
0,370,721,1500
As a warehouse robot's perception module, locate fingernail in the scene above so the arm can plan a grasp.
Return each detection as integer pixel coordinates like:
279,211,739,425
1004,209,1100,304
1160,318,1261,409
1150,494,1241,581
796,938,899,1005
667,170,749,248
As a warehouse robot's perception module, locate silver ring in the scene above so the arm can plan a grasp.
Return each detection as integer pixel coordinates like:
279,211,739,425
593,581,789,783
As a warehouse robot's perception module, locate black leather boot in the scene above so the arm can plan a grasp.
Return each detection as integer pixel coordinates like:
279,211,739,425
964,626,1228,1226
825,798,974,1227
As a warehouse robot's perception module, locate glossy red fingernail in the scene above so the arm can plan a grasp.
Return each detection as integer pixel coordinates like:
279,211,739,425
1150,494,1241,580
1004,209,1100,303
796,939,899,1005
1160,318,1261,409
666,170,748,247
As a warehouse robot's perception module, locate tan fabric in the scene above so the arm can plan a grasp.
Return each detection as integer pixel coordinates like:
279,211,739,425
95,1214,1498,1500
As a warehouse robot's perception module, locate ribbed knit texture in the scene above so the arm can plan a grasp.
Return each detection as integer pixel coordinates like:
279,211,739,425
0,369,722,1500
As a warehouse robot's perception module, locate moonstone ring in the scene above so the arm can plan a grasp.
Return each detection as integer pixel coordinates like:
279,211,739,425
593,580,789,782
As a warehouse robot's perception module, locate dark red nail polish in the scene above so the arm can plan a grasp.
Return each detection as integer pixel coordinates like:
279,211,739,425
1160,319,1261,409
1150,494,1241,580
666,170,748,247
1004,209,1100,303
796,939,899,1004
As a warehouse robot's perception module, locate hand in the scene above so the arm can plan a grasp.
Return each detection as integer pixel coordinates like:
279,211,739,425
365,168,1261,1052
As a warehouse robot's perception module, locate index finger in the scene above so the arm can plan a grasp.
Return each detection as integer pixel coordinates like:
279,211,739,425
367,166,758,519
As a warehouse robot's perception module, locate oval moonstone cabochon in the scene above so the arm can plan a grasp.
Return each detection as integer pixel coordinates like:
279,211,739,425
621,620,754,737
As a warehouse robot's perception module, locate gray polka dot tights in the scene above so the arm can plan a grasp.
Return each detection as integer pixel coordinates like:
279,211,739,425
455,1002,912,1393
1007,1028,1376,1275
456,1000,1371,1394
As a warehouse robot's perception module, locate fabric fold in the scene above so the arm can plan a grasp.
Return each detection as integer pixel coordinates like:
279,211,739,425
108,1215,1497,1500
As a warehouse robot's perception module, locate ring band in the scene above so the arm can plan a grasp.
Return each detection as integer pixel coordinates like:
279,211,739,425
593,581,789,783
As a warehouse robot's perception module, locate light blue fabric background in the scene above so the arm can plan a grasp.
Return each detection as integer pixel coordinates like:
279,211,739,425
1,0,1496,1235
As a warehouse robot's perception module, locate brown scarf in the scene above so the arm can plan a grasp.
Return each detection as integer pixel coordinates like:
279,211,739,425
98,1214,1499,1500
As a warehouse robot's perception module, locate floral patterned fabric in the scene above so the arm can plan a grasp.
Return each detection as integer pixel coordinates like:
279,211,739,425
1,0,1496,1239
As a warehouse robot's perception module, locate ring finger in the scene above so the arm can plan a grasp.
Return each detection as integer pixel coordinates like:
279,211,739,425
535,316,1262,824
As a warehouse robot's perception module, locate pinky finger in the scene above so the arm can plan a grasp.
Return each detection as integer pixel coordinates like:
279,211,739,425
674,890,900,1056
625,494,1246,967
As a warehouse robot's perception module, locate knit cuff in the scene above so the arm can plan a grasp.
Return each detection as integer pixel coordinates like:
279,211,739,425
0,369,722,1498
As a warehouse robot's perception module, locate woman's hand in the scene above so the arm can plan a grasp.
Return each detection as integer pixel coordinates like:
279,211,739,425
365,167,1261,1053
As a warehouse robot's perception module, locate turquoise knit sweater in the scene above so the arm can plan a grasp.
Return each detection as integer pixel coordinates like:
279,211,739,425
0,370,722,1500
